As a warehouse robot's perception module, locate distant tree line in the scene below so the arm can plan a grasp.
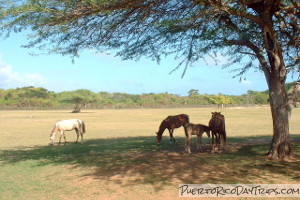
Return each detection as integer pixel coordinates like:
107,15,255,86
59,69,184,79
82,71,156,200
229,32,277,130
1,85,286,111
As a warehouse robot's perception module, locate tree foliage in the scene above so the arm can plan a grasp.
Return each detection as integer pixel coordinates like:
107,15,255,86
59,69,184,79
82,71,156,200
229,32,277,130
0,86,273,109
0,86,55,108
1,0,299,159
57,89,97,112
0,0,299,77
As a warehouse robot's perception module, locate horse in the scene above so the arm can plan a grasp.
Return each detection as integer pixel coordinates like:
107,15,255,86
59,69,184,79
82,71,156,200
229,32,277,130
209,112,226,152
184,123,211,154
156,114,189,144
50,119,86,145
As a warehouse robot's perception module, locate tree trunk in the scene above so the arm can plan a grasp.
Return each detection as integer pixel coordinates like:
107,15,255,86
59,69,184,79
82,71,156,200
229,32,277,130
72,104,81,113
267,80,292,160
260,17,293,160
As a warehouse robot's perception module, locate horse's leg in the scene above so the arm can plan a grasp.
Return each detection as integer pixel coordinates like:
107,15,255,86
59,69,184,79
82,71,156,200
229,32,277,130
185,135,191,154
222,131,227,150
171,129,178,144
77,128,84,144
80,132,83,144
223,130,226,149
215,133,219,151
211,132,215,153
78,123,84,144
217,133,221,151
58,130,63,145
169,129,176,143
168,129,172,143
63,131,67,145
75,128,79,143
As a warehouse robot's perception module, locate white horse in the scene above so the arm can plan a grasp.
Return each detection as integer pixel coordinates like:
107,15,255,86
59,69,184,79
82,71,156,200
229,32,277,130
50,119,86,145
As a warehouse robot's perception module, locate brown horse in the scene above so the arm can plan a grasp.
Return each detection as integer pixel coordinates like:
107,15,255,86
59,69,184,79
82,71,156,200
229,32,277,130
209,112,226,152
184,123,211,153
156,114,189,144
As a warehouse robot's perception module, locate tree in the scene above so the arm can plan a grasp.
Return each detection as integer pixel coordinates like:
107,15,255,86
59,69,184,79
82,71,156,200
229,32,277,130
0,1,299,159
247,90,269,104
188,89,199,97
58,89,97,112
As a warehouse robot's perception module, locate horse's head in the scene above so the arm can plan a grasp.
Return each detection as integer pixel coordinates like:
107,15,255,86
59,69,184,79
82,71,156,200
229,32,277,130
211,112,224,124
156,132,162,144
49,133,55,145
49,127,57,145
212,112,224,118
204,126,211,138
211,112,221,117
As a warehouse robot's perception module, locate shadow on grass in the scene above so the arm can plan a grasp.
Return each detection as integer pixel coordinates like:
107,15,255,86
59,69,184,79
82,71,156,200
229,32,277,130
1,136,300,189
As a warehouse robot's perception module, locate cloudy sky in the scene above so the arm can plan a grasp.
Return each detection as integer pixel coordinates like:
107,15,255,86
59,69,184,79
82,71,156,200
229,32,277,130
0,32,287,96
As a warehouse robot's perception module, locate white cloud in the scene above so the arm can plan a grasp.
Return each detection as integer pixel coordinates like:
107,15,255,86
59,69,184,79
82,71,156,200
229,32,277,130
240,79,252,85
0,61,47,89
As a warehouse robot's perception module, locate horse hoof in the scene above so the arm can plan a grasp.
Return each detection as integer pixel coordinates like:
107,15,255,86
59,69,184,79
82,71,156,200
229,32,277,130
185,149,191,154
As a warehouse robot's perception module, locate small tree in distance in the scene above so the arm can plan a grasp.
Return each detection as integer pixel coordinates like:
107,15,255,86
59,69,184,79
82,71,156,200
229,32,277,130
59,89,97,113
0,0,299,159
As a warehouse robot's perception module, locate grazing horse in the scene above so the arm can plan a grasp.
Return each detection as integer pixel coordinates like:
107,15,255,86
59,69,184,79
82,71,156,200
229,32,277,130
50,119,86,145
156,114,189,144
184,123,211,154
209,112,226,152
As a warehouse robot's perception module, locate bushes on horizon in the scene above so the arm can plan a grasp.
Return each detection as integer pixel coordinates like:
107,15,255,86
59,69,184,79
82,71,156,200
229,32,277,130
0,86,270,109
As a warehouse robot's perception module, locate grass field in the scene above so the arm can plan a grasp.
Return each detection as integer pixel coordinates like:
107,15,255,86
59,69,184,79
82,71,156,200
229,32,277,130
0,107,299,200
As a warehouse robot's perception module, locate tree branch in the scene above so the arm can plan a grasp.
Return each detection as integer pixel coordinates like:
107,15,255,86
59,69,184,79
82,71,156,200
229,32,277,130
225,38,271,85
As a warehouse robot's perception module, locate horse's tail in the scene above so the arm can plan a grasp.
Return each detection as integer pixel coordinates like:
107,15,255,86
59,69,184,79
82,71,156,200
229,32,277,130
221,120,227,149
81,120,86,134
222,118,226,142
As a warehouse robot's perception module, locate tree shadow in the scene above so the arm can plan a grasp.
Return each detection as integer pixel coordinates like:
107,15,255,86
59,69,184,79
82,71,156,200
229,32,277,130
1,136,299,190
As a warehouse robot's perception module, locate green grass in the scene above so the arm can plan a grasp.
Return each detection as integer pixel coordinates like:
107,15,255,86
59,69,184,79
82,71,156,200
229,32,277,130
0,107,300,199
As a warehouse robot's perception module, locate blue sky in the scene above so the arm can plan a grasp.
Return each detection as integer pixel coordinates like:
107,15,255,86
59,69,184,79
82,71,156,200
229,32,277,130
0,32,289,96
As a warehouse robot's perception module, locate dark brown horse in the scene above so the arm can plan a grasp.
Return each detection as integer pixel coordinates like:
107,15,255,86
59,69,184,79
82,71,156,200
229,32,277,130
184,123,211,153
209,112,226,152
156,114,189,144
